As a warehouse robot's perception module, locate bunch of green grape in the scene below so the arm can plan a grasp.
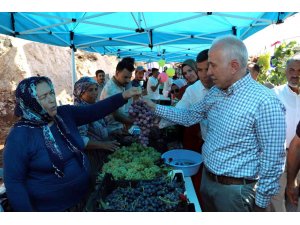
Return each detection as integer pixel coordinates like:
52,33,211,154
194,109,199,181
100,143,169,180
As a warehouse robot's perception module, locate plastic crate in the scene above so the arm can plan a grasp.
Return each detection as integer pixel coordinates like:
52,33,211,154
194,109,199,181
88,172,195,212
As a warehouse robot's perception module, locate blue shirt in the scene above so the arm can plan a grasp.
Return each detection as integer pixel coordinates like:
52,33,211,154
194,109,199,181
3,93,127,211
155,74,286,208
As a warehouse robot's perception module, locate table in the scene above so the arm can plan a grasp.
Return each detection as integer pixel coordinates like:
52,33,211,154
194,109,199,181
185,176,201,212
169,170,201,212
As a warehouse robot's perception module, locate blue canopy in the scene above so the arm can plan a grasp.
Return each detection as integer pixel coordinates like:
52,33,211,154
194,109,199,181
0,12,296,63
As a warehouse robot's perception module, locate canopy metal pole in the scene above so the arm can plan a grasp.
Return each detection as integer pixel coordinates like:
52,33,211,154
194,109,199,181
0,25,14,33
149,13,206,30
71,48,77,90
18,13,70,45
81,20,136,31
213,12,273,24
19,20,73,35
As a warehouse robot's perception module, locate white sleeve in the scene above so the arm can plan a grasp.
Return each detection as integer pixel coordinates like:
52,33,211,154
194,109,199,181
175,88,192,109
158,86,192,128
100,82,119,100
149,77,157,87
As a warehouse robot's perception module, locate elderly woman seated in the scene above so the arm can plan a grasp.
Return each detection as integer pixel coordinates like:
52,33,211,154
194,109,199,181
73,77,120,182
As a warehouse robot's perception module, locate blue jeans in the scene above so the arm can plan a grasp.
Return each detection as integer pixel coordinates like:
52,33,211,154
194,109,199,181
200,167,256,212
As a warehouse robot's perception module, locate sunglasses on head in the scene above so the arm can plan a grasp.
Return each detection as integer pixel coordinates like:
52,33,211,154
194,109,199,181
171,89,180,94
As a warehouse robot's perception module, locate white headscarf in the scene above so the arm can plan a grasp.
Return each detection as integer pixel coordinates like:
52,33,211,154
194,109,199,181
172,79,187,89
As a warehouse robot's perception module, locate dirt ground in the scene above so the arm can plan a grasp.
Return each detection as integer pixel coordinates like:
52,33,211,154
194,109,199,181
0,117,16,168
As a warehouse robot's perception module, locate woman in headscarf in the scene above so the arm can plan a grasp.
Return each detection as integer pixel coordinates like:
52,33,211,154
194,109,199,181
173,59,199,102
180,59,203,152
177,59,202,152
73,77,120,183
181,59,198,85
3,76,141,212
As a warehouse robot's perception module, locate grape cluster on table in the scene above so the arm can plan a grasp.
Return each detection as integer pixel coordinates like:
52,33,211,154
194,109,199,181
128,99,155,146
102,176,186,212
100,143,165,181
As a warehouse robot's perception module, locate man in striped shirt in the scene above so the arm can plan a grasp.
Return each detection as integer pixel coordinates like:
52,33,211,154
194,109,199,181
144,35,286,212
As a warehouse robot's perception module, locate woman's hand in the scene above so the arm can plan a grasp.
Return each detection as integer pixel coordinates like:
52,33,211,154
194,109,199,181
286,183,299,206
122,87,142,100
101,140,120,152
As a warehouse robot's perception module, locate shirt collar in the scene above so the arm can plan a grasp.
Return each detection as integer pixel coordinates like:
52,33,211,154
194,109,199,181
286,84,300,96
219,73,251,96
112,76,125,88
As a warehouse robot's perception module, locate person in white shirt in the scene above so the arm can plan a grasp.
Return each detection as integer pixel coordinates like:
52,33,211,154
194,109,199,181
146,68,161,100
162,76,173,98
100,57,135,132
271,54,300,212
95,69,106,100
159,49,214,142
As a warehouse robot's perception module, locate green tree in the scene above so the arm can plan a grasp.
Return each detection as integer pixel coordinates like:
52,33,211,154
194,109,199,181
257,52,271,84
257,41,299,86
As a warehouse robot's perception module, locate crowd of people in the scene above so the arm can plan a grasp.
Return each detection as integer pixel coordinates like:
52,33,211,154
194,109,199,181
1,34,300,212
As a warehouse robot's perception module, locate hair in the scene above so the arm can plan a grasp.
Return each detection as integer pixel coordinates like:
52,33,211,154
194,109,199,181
181,59,198,75
116,57,135,72
211,35,248,68
286,54,300,67
95,69,105,76
152,68,159,73
252,63,260,73
196,49,209,63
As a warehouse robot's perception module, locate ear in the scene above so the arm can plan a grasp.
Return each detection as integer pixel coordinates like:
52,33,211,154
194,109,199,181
230,59,240,74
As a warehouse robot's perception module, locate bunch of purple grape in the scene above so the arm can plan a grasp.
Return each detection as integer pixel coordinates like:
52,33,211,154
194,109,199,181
103,176,185,211
128,99,155,146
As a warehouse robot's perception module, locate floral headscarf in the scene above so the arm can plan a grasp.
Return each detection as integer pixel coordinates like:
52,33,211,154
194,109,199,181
73,76,99,105
73,76,108,140
14,76,86,178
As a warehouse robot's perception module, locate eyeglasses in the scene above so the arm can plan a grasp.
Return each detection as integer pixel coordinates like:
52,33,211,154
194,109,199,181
170,89,180,94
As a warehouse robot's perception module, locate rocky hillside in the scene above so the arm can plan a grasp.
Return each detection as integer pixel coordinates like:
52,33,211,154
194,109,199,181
0,34,121,154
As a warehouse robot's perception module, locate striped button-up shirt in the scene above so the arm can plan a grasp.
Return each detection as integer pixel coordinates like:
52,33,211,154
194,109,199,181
155,74,286,208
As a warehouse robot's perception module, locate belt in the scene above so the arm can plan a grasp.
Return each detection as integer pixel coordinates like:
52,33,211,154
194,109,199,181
205,167,256,185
